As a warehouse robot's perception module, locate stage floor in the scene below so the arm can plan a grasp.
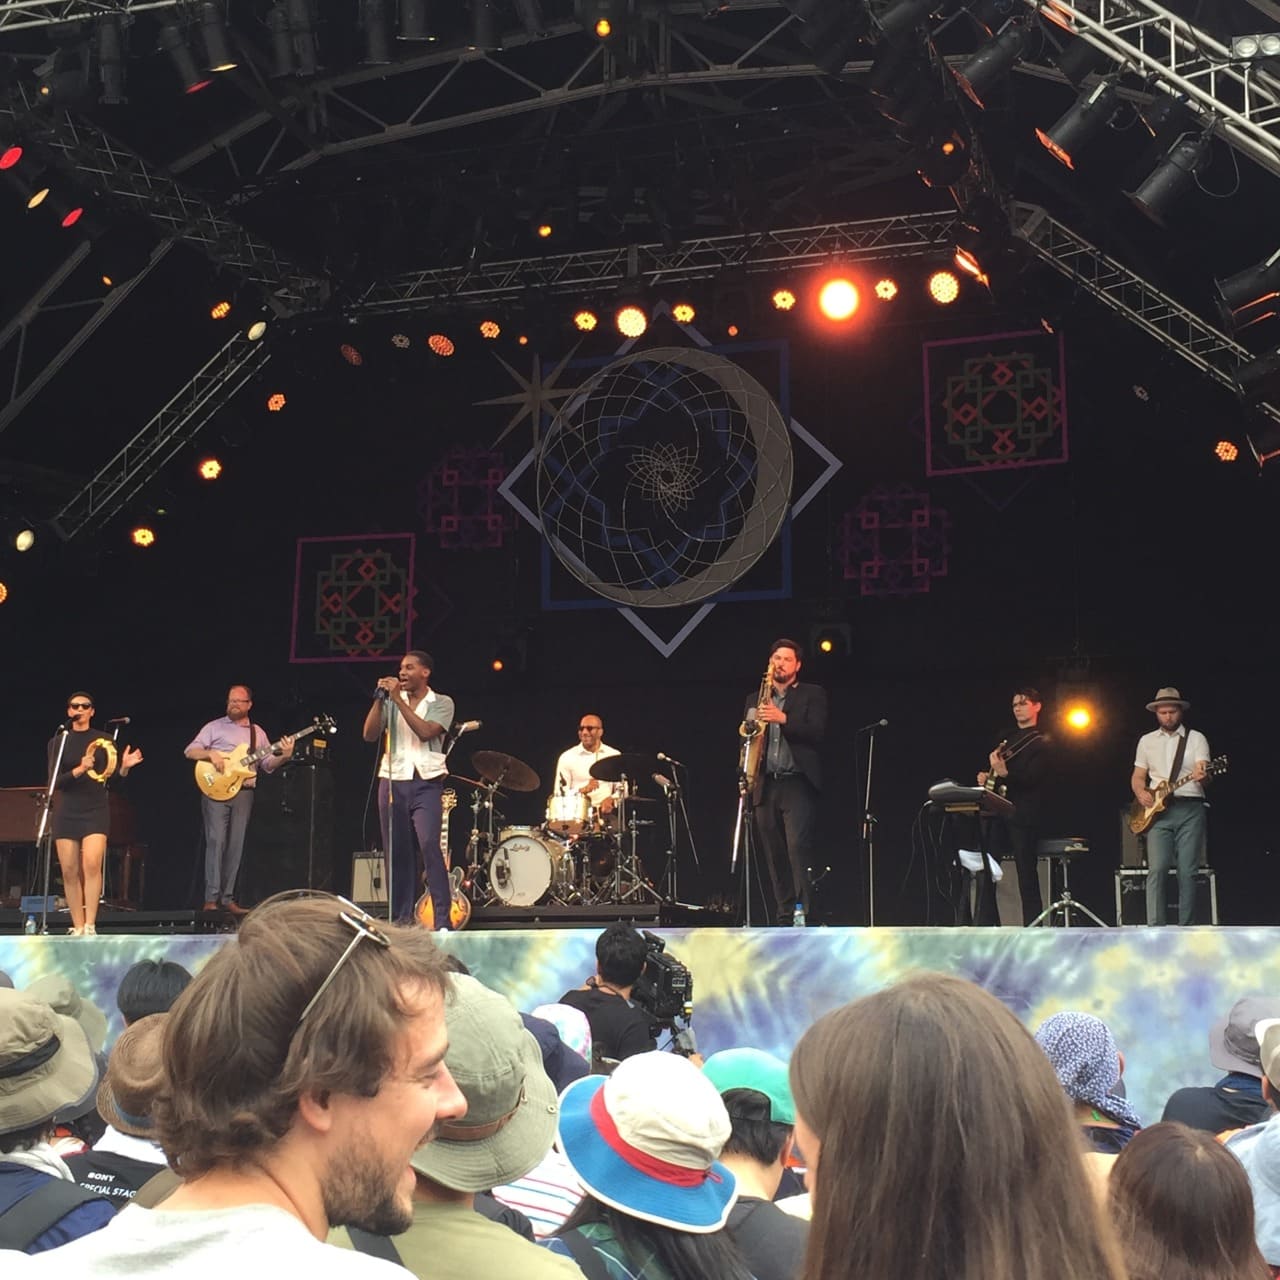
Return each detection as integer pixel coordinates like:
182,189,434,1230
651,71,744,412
1,924,1270,1128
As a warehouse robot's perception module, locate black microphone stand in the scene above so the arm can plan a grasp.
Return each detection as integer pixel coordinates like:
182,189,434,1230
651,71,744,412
36,726,71,934
861,722,883,926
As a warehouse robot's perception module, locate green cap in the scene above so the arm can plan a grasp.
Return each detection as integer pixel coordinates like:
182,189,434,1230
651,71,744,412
702,1048,795,1125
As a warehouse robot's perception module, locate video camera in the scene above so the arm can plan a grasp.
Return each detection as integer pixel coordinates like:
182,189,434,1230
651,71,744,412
630,930,695,1052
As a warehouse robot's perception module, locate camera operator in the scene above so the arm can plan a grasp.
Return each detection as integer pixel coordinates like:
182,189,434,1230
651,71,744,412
560,923,657,1069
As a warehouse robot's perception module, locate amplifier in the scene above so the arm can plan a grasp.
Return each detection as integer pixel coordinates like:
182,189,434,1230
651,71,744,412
1114,867,1218,925
351,853,386,906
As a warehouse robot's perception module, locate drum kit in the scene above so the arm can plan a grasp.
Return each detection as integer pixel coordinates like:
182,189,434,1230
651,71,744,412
448,748,668,912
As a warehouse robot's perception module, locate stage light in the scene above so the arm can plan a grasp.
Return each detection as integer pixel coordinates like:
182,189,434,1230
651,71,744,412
1126,131,1212,226
0,582,7,604
1248,422,1280,467
14,528,35,552
1235,349,1280,405
616,305,647,338
518,334,529,345
60,206,84,229
1215,440,1239,462
928,270,960,303
26,182,50,210
0,145,20,170
672,302,696,323
428,333,456,356
917,128,971,188
573,309,598,332
479,319,501,338
469,0,497,50
875,0,936,44
491,657,505,673
199,1,238,72
1036,80,1119,170
130,525,156,547
267,392,287,411
391,332,411,348
340,343,364,366
874,277,898,301
1215,247,1280,333
1232,33,1280,60
953,21,1031,109
398,0,434,40
247,320,268,341
360,0,392,63
771,288,797,312
595,18,612,37
810,622,851,659
536,222,553,239
1063,703,1093,733
198,457,223,480
267,3,293,74
287,0,320,75
210,299,232,319
818,278,859,321
160,23,213,94
726,324,740,337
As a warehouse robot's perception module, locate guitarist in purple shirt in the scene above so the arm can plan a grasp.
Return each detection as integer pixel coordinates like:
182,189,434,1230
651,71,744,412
184,684,294,914
1131,687,1211,926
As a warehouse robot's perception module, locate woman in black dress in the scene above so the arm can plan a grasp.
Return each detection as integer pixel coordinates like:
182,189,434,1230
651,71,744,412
48,691,142,936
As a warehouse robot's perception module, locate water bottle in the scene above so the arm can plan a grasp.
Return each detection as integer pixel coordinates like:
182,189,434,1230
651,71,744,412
23,914,36,935
793,901,806,929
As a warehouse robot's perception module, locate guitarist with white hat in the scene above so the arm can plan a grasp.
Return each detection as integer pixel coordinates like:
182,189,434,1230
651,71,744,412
1131,687,1211,926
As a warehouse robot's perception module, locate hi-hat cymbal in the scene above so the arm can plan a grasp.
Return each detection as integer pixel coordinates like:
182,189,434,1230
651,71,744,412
471,750,541,793
589,752,656,783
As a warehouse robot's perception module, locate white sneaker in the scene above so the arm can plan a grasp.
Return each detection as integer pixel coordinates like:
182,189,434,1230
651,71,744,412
68,926,84,937
84,924,97,937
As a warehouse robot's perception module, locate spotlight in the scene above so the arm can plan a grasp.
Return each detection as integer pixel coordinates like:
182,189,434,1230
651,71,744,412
491,657,505,673
1215,248,1280,333
1046,33,1111,87
1235,349,1280,405
917,128,971,188
953,21,1032,109
1231,33,1280,60
1063,703,1093,733
595,18,612,37
469,0,498,50
60,206,84,229
130,525,156,547
536,222,553,239
97,16,127,103
518,335,529,345
874,278,898,301
198,457,223,480
267,392,287,411
0,145,21,170
360,0,393,63
672,301,696,323
247,320,268,341
160,23,213,94
479,319,501,338
809,622,851,659
726,323,740,337
210,299,232,319
1036,80,1119,170
771,288,797,312
428,333,456,356
398,0,434,40
875,0,936,44
928,270,960,304
615,304,647,338
1214,440,1239,462
340,343,364,366
391,332,411,348
1248,422,1280,467
1125,131,1212,226
25,177,51,210
818,278,859,321
573,309,598,332
14,528,35,552
199,1,238,72
0,582,7,604
267,4,293,74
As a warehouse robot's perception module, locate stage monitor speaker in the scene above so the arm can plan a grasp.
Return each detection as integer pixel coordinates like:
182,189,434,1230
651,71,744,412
351,853,386,906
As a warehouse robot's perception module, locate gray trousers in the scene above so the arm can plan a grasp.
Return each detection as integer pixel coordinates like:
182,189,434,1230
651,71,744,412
202,788,255,903
1145,798,1206,925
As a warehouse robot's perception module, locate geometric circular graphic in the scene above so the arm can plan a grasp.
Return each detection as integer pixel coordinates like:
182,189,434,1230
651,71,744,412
536,346,793,607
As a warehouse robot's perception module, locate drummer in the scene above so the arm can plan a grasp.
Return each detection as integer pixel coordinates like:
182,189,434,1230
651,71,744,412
554,715,622,819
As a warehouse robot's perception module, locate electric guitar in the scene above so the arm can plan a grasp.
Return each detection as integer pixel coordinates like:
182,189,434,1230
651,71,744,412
416,790,472,930
193,715,336,801
1128,754,1228,834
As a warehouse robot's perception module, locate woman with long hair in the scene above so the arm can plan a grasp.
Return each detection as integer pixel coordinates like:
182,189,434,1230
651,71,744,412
47,691,142,936
1109,1121,1271,1280
789,972,1127,1280
548,1050,753,1280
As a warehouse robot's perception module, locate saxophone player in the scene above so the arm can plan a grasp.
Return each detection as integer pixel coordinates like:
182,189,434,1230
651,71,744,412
745,638,828,926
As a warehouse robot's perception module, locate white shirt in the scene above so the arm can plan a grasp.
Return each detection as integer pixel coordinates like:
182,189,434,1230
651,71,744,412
554,742,620,807
377,690,454,782
1135,724,1211,798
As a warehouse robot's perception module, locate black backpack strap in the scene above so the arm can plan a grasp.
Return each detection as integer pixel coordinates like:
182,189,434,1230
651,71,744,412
345,1226,404,1265
558,1229,615,1280
0,1175,105,1251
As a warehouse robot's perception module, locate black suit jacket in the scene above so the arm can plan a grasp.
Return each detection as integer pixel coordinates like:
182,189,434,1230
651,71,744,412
745,681,828,798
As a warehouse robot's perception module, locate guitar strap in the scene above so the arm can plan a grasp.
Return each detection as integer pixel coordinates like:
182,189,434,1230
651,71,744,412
243,714,255,789
1167,728,1190,797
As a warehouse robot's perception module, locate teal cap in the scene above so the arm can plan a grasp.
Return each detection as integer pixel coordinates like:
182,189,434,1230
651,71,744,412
702,1048,795,1126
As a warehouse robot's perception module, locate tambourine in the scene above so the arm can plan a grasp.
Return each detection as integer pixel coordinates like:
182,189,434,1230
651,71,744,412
85,737,118,784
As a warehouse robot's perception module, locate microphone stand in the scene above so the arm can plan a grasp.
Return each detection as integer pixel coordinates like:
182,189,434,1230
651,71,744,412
730,733,757,928
382,697,396,925
862,723,882,926
36,726,71,935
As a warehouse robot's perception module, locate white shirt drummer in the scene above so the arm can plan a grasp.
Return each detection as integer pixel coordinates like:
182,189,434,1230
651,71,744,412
554,716,621,809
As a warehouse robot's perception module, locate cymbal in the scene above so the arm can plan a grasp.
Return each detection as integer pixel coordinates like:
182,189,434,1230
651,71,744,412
471,750,541,793
448,773,496,791
589,753,656,783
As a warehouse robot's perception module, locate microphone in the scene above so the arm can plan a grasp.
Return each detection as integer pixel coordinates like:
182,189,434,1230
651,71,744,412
653,773,675,789
375,687,389,701
456,719,482,733
106,716,131,726
656,751,687,767
857,718,889,733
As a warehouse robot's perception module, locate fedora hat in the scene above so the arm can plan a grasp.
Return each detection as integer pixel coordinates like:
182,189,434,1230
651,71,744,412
557,1050,737,1233
410,974,558,1193
97,1013,167,1139
1146,686,1190,712
25,975,108,1054
0,988,99,1136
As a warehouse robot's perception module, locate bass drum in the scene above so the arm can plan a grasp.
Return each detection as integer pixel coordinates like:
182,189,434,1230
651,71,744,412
489,828,571,906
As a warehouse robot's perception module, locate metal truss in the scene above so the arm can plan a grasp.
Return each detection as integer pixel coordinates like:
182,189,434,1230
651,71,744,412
1012,201,1279,425
353,211,961,311
51,331,271,541
0,85,327,312
1025,0,1280,179
0,0,181,34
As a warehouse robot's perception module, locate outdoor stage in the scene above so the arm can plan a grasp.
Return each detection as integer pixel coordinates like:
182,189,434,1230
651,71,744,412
1,924,1274,1126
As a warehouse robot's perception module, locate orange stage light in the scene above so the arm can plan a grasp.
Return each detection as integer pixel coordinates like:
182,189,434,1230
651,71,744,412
672,302,696,323
818,278,859,321
340,343,364,366
198,457,223,481
1215,440,1239,462
727,324,740,336
574,310,598,332
536,223,553,239
594,17,611,36
491,657,505,673
479,320,501,339
874,277,898,301
518,334,529,346
771,288,797,312
1064,704,1093,732
267,392,287,411
427,334,456,356
130,526,156,548
210,300,232,320
928,270,960,304
0,581,8,604
616,305,647,338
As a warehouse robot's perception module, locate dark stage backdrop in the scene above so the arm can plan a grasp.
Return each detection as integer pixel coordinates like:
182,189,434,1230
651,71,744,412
1,297,1276,925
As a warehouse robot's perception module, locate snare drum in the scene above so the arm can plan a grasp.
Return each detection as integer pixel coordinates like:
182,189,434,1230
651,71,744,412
489,828,573,906
545,793,589,836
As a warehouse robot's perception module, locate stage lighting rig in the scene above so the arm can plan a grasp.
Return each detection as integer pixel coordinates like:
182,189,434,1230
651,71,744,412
199,1,238,73
1215,248,1280,334
1234,349,1280,407
360,0,393,62
1230,33,1280,61
818,277,859,321
1036,80,1119,171
615,303,648,337
917,127,971,188
953,19,1032,109
398,0,434,40
1125,130,1213,227
159,23,212,94
1248,421,1280,468
97,16,127,104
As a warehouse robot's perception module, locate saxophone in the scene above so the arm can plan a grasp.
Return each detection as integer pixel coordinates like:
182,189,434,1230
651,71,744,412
739,662,773,791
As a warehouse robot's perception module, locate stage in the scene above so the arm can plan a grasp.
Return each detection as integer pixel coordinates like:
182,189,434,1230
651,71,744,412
1,923,1273,1125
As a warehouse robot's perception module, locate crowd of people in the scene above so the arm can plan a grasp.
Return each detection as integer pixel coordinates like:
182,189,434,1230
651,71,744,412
3,909,1280,1279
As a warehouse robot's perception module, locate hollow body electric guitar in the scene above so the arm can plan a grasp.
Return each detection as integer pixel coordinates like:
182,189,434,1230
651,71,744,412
416,790,471,930
1128,754,1229,835
193,716,336,802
